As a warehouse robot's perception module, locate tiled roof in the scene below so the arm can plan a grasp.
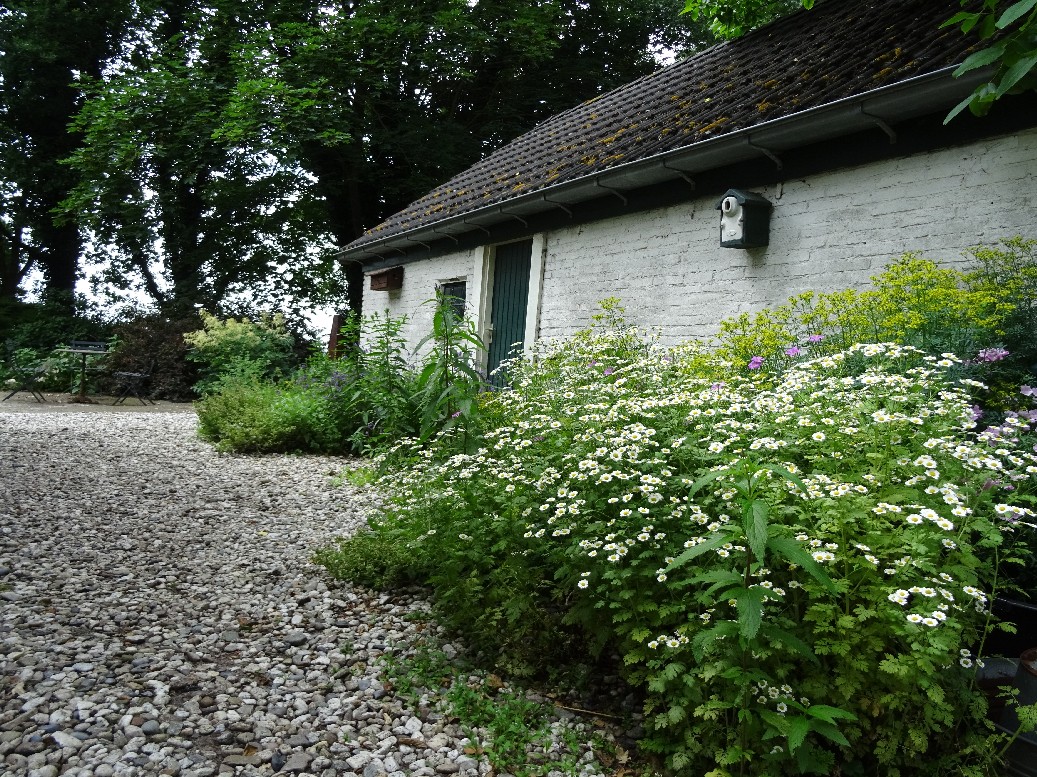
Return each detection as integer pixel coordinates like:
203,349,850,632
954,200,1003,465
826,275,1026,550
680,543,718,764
347,0,979,252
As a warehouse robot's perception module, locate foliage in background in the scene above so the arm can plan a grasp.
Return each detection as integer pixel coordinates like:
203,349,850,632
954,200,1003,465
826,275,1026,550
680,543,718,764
183,310,297,396
194,296,486,455
104,312,201,401
0,0,131,305
0,295,114,392
0,0,713,323
713,238,1037,409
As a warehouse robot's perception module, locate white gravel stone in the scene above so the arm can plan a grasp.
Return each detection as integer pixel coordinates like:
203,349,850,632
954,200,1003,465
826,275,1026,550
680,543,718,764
0,407,613,777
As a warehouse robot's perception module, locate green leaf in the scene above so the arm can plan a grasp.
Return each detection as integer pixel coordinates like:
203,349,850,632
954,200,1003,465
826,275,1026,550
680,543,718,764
788,716,812,753
687,468,727,497
691,620,739,659
805,704,858,724
756,462,810,494
996,0,1037,29
942,11,981,33
746,499,769,560
944,85,993,124
736,587,765,640
953,42,1007,77
995,50,1037,96
759,623,818,662
667,532,727,571
766,535,838,593
811,720,851,748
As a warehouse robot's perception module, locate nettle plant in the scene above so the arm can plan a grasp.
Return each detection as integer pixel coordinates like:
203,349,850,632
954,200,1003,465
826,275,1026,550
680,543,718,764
363,309,1037,776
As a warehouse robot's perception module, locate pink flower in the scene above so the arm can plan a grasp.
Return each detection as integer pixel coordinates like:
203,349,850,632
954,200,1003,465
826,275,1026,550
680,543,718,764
784,347,802,357
748,356,764,370
977,347,1009,363
806,334,823,343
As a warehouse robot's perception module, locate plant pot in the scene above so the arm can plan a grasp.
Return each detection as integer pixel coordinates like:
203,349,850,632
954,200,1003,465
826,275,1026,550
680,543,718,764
993,648,1037,776
985,598,1037,657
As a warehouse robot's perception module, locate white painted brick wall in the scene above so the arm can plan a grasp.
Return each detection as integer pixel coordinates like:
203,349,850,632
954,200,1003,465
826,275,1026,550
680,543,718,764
364,127,1037,351
361,248,477,363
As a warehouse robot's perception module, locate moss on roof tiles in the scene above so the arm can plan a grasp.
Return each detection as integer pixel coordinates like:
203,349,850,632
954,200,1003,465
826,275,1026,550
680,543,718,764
349,0,978,250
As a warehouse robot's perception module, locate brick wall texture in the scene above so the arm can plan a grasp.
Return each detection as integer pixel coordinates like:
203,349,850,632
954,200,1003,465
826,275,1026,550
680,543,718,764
364,127,1037,353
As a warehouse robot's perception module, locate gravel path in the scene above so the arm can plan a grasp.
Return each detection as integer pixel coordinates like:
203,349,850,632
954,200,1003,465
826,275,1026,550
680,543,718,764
0,407,609,777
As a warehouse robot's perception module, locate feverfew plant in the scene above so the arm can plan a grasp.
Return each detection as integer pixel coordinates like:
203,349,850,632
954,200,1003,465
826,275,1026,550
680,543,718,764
343,307,1037,777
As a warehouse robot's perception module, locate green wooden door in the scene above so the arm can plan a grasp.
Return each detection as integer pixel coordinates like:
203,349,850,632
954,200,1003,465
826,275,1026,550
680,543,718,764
486,239,532,385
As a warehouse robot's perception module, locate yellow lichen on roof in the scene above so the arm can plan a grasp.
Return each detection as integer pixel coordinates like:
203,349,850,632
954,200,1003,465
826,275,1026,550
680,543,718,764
698,116,729,134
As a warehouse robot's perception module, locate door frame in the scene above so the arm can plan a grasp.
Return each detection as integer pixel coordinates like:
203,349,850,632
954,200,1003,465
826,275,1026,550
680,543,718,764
471,234,546,377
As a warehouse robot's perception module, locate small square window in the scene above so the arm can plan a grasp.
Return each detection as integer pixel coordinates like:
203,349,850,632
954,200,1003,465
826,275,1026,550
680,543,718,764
439,280,467,320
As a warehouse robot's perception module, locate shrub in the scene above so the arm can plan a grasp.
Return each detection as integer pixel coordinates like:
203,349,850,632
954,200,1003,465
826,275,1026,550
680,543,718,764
195,376,334,453
321,302,1037,775
184,310,296,395
196,298,488,456
103,313,200,401
713,240,1037,392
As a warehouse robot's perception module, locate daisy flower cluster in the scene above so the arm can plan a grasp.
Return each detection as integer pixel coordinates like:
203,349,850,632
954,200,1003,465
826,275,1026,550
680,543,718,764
362,320,1037,777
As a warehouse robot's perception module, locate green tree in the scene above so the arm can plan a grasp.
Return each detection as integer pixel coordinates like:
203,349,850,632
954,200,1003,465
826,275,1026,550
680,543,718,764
0,0,130,306
64,0,343,316
63,0,709,321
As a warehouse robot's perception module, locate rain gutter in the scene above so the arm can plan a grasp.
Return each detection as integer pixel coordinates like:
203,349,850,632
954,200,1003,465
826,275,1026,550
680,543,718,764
340,65,992,263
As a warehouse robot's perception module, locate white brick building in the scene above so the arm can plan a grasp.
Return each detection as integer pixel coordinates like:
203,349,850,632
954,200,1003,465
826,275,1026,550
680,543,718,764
340,0,1037,373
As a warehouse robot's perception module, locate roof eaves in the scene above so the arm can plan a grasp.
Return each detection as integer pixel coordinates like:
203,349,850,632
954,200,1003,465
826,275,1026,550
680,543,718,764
340,65,991,262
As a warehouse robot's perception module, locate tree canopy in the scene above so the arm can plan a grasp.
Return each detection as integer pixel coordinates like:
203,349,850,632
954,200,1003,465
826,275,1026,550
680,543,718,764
0,0,130,307
2,0,713,320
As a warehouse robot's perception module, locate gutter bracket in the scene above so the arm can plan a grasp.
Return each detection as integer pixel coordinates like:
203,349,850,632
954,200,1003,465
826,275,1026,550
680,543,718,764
406,237,432,251
662,160,696,190
747,136,782,170
595,179,629,206
498,206,528,227
860,105,897,144
542,194,573,218
431,227,459,244
462,217,491,236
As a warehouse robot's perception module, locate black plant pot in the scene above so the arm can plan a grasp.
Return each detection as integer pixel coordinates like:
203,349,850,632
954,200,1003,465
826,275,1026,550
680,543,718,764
985,598,1037,658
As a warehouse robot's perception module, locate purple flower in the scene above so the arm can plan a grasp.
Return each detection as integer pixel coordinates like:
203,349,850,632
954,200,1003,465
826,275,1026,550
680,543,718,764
784,346,802,357
971,405,984,422
977,347,1010,363
806,334,823,343
451,411,462,418
603,367,615,376
710,382,725,391
747,356,764,370
1021,385,1037,398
